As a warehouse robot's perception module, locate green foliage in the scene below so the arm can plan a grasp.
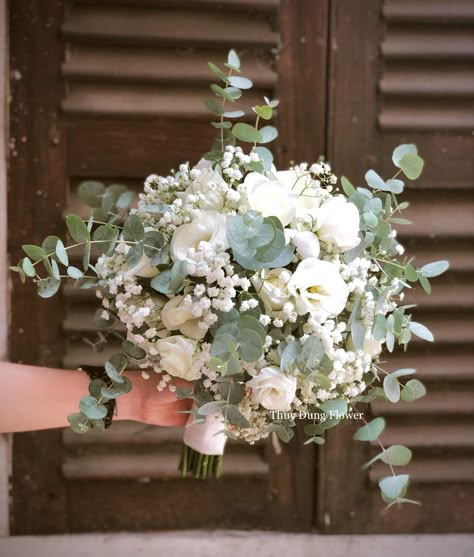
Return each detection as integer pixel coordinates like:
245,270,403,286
79,395,108,419
379,474,409,501
67,412,91,434
232,122,262,143
66,214,90,243
401,379,426,401
227,210,294,271
211,313,266,365
101,376,132,399
353,417,385,441
122,339,146,360
150,260,187,294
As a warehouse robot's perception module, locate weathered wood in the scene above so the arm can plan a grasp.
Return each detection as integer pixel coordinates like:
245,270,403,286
9,0,69,534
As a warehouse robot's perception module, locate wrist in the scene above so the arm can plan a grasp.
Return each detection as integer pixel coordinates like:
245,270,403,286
116,371,144,422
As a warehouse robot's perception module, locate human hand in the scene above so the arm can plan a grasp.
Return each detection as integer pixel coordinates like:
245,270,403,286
121,371,193,427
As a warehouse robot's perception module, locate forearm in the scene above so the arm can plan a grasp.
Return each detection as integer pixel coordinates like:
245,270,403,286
0,362,141,433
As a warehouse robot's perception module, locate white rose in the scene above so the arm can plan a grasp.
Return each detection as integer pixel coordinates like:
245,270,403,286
155,335,199,380
314,196,360,251
251,268,293,312
347,331,384,358
185,159,226,210
243,172,298,226
290,230,320,259
276,169,319,217
170,210,229,262
247,366,297,411
160,295,205,340
124,253,159,278
288,258,349,319
117,227,160,278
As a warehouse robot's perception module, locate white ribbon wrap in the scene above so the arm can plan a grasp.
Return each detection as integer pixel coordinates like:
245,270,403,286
183,411,227,456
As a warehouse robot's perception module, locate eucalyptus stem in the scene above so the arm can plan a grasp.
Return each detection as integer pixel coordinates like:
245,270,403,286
358,411,395,477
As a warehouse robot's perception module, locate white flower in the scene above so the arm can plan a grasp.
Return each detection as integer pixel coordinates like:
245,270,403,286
155,335,199,380
187,159,226,210
251,268,293,312
124,253,160,278
276,170,319,216
288,258,349,318
314,196,360,251
118,227,161,278
242,172,298,226
171,210,229,261
247,366,296,411
290,230,320,259
347,330,384,358
160,295,205,340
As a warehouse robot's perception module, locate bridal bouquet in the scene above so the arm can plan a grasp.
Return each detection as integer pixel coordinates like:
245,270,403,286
11,50,448,506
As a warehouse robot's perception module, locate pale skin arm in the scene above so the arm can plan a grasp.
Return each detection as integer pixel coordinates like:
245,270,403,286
0,362,193,433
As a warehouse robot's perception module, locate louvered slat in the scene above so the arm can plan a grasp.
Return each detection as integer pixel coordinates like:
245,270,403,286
367,0,474,494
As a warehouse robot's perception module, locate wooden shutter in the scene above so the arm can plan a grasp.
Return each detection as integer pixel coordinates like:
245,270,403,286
319,0,474,533
9,0,328,534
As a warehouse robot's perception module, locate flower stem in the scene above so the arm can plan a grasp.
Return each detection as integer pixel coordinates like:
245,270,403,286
178,444,223,479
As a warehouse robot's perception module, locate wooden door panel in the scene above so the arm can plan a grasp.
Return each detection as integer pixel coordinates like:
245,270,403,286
9,0,327,534
319,0,474,533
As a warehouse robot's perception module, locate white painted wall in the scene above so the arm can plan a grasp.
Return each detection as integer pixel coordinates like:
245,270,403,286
1,532,474,557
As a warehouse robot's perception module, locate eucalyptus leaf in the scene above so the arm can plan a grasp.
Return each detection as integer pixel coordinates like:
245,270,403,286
409,321,434,342
37,277,61,298
105,361,125,383
399,153,424,180
225,405,250,428
66,214,90,243
197,400,227,416
122,340,146,360
67,412,91,434
22,257,35,277
379,474,409,501
392,144,417,167
258,125,278,144
101,376,132,399
383,374,401,403
123,214,144,242
232,123,263,143
78,181,105,208
22,244,46,261
254,146,273,171
254,105,272,120
79,395,108,419
228,75,253,89
353,417,385,441
341,176,356,196
401,379,426,401
227,49,240,69
419,260,449,278
55,239,69,266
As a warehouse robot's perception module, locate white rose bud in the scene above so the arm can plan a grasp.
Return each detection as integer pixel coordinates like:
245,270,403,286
291,230,320,259
247,366,297,411
160,295,205,340
243,172,298,226
155,335,199,381
119,227,160,278
314,196,361,251
185,158,226,210
171,210,229,262
347,328,384,358
251,268,293,312
288,258,349,319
